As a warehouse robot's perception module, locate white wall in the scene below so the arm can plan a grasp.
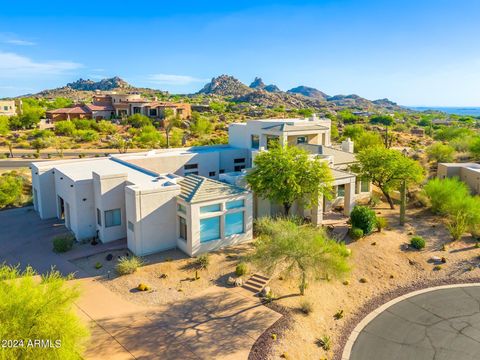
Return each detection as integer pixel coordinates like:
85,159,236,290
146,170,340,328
93,172,128,243
31,164,57,219
125,185,181,256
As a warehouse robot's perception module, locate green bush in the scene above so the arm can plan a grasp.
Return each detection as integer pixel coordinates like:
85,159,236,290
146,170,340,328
410,236,426,250
316,335,331,351
72,119,94,130
116,256,144,275
0,171,25,208
426,142,455,163
95,262,102,269
350,227,364,240
137,283,150,291
73,129,99,143
195,254,210,270
423,178,470,215
52,234,75,253
376,217,388,232
235,262,248,276
350,205,377,235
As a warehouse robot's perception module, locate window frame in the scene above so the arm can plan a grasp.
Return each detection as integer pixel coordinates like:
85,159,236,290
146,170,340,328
104,208,121,228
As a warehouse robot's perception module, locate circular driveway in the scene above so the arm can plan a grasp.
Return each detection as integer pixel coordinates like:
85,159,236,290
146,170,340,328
348,285,480,360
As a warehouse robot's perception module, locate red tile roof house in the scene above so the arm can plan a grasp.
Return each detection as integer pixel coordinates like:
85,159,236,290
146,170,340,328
46,93,191,122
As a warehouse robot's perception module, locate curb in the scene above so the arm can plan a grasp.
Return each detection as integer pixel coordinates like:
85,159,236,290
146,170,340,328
341,282,480,360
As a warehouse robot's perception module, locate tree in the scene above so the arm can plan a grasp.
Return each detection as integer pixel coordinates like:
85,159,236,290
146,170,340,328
352,147,424,210
355,132,384,152
0,264,89,359
469,137,480,160
109,134,132,153
54,121,76,136
125,114,152,129
0,171,24,208
426,142,455,163
189,114,213,137
30,137,51,155
162,109,182,148
52,137,72,158
250,218,350,295
246,145,333,215
370,115,394,148
0,116,9,135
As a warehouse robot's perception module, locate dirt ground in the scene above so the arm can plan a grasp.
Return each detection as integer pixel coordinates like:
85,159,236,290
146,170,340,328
73,244,257,307
266,203,480,360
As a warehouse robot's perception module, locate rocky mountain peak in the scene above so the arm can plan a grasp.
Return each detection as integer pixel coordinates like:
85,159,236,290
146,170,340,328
197,75,253,96
66,77,131,91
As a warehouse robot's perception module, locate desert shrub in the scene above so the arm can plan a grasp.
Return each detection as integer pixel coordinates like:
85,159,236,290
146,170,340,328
116,256,144,275
0,171,25,208
94,262,102,269
426,142,455,163
349,227,364,240
423,178,470,215
444,196,480,240
434,126,473,141
368,194,381,207
71,119,93,130
359,277,368,283
93,120,117,134
73,129,99,143
376,217,388,232
316,335,331,351
299,300,313,315
52,234,75,253
350,205,377,235
410,236,426,250
137,283,150,291
195,254,210,270
235,262,248,276
125,114,152,128
334,309,344,319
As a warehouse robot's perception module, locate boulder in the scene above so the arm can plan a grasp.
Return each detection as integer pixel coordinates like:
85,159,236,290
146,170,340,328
234,278,243,287
227,276,236,286
261,286,271,297
105,253,113,261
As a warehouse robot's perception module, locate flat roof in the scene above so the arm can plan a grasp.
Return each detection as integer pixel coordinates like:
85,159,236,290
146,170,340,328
51,158,158,184
112,145,240,161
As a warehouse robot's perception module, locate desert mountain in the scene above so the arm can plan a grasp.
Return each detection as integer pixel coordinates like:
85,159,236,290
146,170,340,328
287,86,329,100
249,77,281,93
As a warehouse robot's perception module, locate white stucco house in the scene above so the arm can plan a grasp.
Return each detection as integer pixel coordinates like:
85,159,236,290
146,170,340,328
31,116,369,257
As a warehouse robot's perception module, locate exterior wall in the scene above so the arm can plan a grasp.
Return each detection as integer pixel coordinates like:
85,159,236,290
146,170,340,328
0,100,16,116
93,172,128,243
459,168,480,194
31,164,57,219
118,148,250,179
187,193,253,256
125,185,181,256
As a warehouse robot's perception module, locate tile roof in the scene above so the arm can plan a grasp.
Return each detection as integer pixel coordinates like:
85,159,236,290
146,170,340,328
85,104,114,111
178,174,248,203
46,105,90,114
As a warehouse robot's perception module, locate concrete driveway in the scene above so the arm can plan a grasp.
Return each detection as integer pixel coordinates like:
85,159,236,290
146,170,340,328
350,286,480,360
0,207,281,359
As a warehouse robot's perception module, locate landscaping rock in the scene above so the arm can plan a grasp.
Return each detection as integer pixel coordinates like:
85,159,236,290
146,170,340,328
234,278,244,287
261,286,271,297
105,253,113,261
430,256,442,263
227,276,236,286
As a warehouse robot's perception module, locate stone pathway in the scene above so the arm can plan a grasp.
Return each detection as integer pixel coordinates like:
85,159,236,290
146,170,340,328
348,286,480,360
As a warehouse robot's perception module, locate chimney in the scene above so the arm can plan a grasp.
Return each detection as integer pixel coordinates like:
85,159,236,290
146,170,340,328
309,113,318,121
341,138,354,153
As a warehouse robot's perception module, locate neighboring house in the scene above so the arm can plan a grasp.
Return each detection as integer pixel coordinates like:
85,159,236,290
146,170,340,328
31,116,370,257
45,93,191,122
437,163,480,194
0,100,18,117
411,128,425,137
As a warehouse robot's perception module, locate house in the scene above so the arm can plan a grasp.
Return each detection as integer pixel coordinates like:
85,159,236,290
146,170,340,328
45,93,191,122
31,116,369,257
411,127,425,137
437,163,480,194
0,100,19,117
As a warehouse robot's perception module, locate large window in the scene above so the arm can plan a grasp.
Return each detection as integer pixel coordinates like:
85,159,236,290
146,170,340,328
225,212,244,236
179,216,187,241
251,135,260,149
200,216,220,242
200,204,221,213
337,185,345,197
226,199,244,209
361,180,370,192
296,136,307,144
234,158,245,164
105,209,121,228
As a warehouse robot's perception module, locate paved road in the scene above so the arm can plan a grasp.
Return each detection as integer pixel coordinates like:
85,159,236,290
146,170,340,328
350,286,480,360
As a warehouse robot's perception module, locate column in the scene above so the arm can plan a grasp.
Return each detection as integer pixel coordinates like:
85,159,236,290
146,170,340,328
343,180,356,215
311,194,324,226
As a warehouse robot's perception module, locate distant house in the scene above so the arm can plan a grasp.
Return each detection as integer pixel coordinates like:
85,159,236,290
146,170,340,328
437,163,480,194
46,93,191,122
0,100,19,117
31,116,370,257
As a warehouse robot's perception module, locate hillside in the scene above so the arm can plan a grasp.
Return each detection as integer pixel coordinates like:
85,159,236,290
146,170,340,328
23,74,405,113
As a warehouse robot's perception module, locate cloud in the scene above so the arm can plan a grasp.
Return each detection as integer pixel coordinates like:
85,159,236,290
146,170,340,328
0,33,36,46
5,39,36,46
0,51,82,77
148,73,208,85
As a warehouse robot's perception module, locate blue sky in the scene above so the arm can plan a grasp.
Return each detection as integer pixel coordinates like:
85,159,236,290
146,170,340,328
0,0,479,106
